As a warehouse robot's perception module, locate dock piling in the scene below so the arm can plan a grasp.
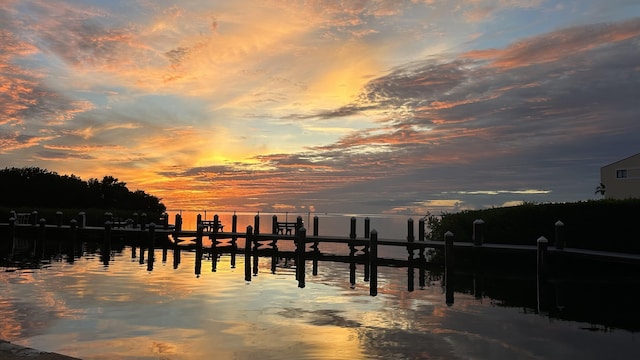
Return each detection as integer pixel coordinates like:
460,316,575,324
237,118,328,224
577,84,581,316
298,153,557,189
297,226,306,288
8,217,16,257
349,217,357,288
211,214,219,272
537,236,548,279
418,218,426,289
407,218,415,292
312,217,319,275
537,236,549,313
78,212,86,228
69,219,77,263
195,223,203,276
555,221,565,250
445,231,455,305
147,223,155,271
370,230,378,296
37,218,47,259
103,221,112,265
473,219,485,246
252,214,261,275
141,213,147,231
245,226,252,282
231,213,238,268
364,217,370,239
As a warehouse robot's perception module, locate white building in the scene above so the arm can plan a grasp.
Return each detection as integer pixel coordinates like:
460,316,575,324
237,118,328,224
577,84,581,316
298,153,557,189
600,152,640,199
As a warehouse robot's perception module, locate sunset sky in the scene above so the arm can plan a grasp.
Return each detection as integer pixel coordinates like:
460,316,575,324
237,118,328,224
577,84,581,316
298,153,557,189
1,0,639,214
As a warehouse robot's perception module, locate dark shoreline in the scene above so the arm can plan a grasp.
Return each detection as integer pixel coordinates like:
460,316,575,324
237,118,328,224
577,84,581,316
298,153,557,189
0,340,81,360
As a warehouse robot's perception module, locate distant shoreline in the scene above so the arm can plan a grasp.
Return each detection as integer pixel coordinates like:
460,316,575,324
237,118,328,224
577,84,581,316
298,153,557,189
0,339,81,360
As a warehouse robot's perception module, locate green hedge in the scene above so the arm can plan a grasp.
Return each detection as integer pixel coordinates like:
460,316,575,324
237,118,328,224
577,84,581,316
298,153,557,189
426,199,640,253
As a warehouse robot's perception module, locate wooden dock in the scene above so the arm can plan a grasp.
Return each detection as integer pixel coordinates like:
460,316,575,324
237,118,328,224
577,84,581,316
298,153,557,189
2,212,640,296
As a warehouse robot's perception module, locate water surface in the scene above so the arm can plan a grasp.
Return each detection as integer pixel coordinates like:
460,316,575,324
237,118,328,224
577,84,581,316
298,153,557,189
1,246,638,359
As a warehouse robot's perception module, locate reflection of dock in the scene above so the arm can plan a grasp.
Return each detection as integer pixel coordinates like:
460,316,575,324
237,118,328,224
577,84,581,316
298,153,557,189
3,211,640,334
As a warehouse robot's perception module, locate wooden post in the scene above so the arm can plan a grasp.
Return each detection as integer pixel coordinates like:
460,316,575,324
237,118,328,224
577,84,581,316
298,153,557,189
555,221,565,250
311,217,319,275
254,214,260,235
147,223,155,271
56,211,63,227
211,214,219,272
31,211,38,226
251,215,260,274
418,218,426,289
78,212,86,228
133,212,139,228
311,244,319,276
195,223,203,277
407,218,415,292
537,236,548,279
407,218,415,242
231,213,238,268
139,242,145,265
445,231,455,306
272,215,278,234
37,218,46,259
363,215,370,282
364,242,370,283
297,226,306,288
196,223,203,260
370,230,378,296
9,217,16,257
103,221,112,265
349,217,356,288
148,222,156,248
174,213,182,232
364,217,370,239
196,213,202,230
245,226,252,282
141,213,147,231
350,217,357,239
104,212,113,223
296,216,303,235
473,219,484,246
537,236,549,314
69,219,77,263
173,245,181,269
445,231,454,273
271,237,279,274
214,214,220,233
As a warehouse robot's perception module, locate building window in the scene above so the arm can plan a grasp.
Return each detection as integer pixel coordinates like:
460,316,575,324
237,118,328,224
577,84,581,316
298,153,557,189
616,169,628,178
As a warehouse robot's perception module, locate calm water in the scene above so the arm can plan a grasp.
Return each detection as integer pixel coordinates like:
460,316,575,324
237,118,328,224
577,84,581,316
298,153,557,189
1,242,639,360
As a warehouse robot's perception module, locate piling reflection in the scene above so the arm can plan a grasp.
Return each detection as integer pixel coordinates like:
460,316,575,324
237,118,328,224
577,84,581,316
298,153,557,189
0,229,640,359
5,235,640,335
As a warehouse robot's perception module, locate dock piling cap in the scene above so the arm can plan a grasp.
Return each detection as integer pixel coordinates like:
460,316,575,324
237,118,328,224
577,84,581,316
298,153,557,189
537,236,548,243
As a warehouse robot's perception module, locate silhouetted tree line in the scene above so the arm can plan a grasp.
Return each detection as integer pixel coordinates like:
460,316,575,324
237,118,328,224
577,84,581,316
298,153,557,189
0,167,166,213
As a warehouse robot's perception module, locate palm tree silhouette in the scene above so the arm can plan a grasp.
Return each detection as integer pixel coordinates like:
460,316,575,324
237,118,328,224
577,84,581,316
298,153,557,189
595,183,606,196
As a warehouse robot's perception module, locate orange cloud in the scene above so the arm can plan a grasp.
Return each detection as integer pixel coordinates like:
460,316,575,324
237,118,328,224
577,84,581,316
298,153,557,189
463,19,640,69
